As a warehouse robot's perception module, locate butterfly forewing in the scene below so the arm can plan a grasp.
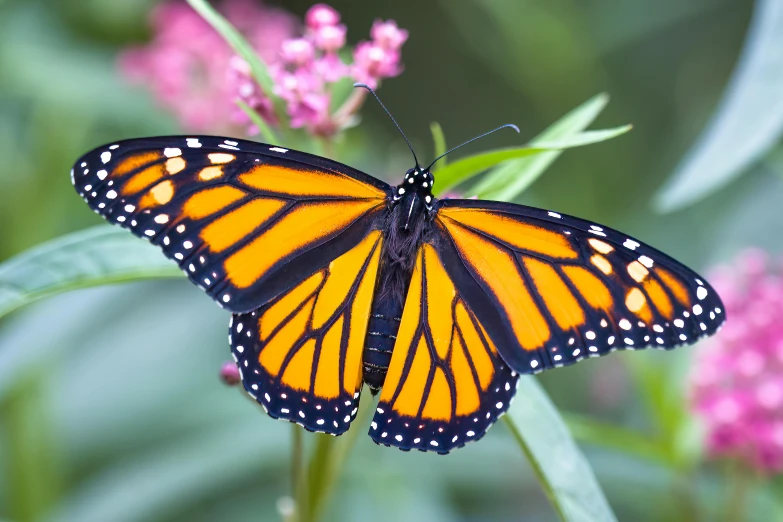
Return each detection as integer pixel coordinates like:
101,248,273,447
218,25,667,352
434,199,725,373
72,136,391,312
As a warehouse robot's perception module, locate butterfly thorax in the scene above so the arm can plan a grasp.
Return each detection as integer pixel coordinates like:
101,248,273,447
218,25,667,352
363,168,437,394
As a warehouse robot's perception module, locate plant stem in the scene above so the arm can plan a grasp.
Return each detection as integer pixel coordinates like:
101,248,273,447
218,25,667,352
291,424,308,522
235,99,278,144
307,391,374,522
673,470,701,522
332,89,367,128
724,462,751,522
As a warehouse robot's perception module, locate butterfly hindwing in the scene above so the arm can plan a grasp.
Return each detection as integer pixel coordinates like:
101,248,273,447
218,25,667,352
72,136,391,313
370,243,519,453
434,199,725,374
231,230,384,434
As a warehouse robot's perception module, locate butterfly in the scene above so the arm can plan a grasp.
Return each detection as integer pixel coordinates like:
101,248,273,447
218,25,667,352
71,86,725,454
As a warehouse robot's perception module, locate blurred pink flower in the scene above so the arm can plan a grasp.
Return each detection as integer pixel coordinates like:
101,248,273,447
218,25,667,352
352,43,401,89
119,0,297,133
371,20,409,51
270,4,406,136
120,1,407,138
220,361,241,386
689,248,783,474
305,4,340,30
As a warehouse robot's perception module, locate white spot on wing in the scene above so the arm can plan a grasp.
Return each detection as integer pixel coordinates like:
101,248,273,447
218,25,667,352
548,211,561,218
638,255,654,268
270,147,288,153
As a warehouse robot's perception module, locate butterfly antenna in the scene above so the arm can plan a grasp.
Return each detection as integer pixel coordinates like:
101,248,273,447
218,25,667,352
426,124,520,171
354,82,420,167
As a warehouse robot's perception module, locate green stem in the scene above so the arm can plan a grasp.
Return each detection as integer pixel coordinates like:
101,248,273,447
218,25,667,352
307,391,373,522
332,89,367,128
724,462,752,522
673,470,702,522
235,99,278,144
291,425,308,522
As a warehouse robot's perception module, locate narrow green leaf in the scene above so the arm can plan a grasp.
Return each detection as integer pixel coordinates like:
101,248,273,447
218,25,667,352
504,377,617,522
430,122,447,171
533,125,632,149
655,0,783,212
186,0,286,123
473,93,612,200
235,99,278,144
0,225,179,320
433,147,547,195
437,95,631,199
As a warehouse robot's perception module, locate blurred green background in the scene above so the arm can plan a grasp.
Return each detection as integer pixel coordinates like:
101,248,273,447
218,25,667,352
2,0,782,520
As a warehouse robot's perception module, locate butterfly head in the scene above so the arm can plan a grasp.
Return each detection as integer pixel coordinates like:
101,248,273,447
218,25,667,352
397,167,434,207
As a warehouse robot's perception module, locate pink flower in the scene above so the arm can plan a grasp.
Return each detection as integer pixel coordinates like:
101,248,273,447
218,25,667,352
220,362,241,386
281,38,315,67
689,249,783,474
315,24,347,53
305,4,340,30
352,42,403,89
119,2,407,138
371,20,408,50
119,0,297,133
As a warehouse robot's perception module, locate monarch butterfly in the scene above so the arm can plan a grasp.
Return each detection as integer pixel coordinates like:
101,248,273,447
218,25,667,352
71,84,724,454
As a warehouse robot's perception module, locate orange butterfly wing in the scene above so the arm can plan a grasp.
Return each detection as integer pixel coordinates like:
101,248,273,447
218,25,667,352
370,243,518,453
433,199,725,373
231,231,383,434
72,136,390,313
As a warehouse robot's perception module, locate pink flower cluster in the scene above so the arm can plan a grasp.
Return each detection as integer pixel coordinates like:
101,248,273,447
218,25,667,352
120,0,298,132
120,1,408,137
689,249,783,474
264,4,407,136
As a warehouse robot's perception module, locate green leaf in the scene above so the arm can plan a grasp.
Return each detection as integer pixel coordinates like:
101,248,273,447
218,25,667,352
0,225,179,320
473,93,615,200
429,122,447,171
533,126,632,149
433,147,548,195
432,121,629,195
45,421,289,522
186,0,286,123
235,99,277,144
654,0,783,212
504,377,617,522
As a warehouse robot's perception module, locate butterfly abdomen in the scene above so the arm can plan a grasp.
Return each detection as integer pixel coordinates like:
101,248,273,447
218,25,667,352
364,297,403,393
